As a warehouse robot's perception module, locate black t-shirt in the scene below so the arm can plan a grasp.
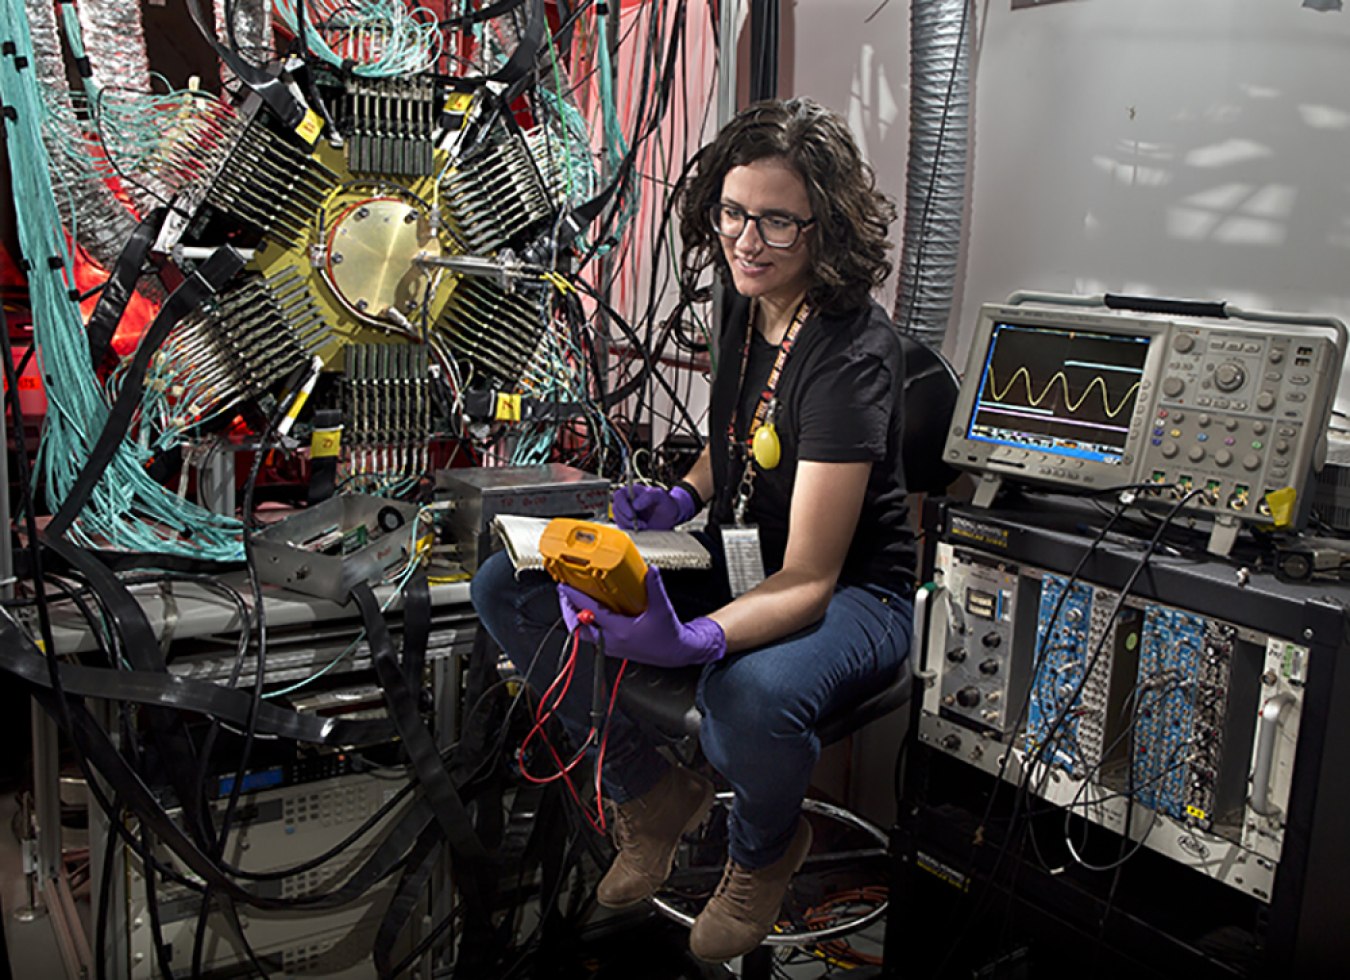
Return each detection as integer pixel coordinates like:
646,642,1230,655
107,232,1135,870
706,292,916,596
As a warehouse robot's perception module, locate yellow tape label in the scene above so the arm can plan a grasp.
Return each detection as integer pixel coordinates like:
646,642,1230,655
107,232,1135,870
1186,805,1208,821
295,109,324,145
311,428,342,459
495,392,522,422
444,92,473,114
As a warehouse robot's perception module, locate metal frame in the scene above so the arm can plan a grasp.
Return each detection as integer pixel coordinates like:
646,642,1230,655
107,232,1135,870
650,792,891,946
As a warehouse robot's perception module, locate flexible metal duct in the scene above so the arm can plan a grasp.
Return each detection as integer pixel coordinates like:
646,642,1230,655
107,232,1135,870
24,0,136,272
214,0,272,92
77,0,172,219
76,0,151,94
893,0,971,352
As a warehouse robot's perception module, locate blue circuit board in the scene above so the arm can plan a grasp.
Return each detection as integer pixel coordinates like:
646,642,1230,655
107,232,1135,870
1131,607,1234,825
1024,575,1100,776
1131,607,1206,817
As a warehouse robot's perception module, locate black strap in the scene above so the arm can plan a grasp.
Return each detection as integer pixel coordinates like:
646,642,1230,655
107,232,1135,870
0,613,397,745
485,0,547,85
372,823,442,979
86,207,165,371
440,0,527,28
40,534,214,844
184,0,307,129
351,581,492,872
47,246,245,540
401,572,430,695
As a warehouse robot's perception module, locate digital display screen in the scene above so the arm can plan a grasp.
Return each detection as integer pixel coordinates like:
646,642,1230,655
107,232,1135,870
967,321,1151,464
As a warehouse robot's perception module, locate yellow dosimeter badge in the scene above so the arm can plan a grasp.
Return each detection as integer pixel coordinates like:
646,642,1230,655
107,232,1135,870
539,519,649,617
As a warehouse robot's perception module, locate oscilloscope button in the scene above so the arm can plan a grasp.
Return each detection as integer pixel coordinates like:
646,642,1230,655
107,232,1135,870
1197,414,1211,427
1188,446,1206,463
1270,349,1285,364
1215,449,1233,467
1162,441,1179,458
1225,418,1240,432
1174,334,1196,353
1163,377,1186,398
1243,453,1262,471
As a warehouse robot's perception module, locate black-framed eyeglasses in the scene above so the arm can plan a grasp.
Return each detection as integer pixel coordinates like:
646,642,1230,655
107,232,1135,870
708,203,815,249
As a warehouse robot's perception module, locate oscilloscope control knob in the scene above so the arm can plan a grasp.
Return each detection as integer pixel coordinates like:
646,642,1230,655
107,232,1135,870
1214,361,1247,392
1173,334,1196,353
956,687,982,709
1163,377,1185,398
1257,391,1277,411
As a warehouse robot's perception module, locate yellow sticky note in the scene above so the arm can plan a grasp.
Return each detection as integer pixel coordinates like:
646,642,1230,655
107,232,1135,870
295,109,323,145
311,428,342,459
495,392,522,422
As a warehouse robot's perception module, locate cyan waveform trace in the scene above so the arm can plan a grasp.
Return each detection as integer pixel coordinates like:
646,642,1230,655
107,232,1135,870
985,366,1141,419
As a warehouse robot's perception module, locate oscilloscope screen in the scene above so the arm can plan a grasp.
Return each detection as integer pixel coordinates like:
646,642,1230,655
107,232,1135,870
967,322,1151,464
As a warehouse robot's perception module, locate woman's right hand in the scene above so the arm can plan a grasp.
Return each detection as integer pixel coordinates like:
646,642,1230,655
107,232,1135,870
612,484,696,531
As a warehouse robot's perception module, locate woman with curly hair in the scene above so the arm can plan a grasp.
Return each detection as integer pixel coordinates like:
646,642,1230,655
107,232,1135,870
472,97,914,962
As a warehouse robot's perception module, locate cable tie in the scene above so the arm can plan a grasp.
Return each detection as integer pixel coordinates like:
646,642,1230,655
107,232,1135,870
1,42,15,57
1,105,16,122
47,256,64,270
68,289,80,302
73,56,91,78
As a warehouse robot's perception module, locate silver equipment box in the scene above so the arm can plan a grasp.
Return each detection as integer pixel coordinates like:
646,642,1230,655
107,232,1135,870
435,463,610,571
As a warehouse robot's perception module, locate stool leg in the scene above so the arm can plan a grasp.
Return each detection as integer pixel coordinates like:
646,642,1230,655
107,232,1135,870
740,945,774,980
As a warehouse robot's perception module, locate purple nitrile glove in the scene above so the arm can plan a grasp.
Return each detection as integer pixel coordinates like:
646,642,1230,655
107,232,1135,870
558,567,726,668
612,484,697,531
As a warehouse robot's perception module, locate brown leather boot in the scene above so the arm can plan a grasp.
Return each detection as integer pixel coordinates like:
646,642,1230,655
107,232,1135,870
688,817,813,963
596,766,715,909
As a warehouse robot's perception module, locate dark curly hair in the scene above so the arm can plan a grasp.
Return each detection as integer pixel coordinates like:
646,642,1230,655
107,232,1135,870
677,98,897,313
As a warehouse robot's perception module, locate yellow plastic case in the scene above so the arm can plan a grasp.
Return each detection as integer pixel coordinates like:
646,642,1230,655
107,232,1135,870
538,519,649,616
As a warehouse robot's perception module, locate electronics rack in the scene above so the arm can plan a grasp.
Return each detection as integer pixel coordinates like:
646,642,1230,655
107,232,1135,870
41,579,476,980
899,497,1350,976
126,771,417,980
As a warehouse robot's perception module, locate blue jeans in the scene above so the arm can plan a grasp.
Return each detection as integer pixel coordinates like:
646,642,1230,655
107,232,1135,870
470,541,912,869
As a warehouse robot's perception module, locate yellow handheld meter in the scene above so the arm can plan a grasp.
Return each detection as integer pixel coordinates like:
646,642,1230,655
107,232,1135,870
538,519,649,617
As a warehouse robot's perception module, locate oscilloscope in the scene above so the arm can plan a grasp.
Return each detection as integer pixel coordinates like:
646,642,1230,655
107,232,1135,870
943,293,1347,554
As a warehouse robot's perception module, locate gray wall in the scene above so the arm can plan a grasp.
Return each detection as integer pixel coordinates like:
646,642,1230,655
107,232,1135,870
783,0,1350,412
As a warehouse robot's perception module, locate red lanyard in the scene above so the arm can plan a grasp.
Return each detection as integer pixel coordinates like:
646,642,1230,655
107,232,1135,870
726,300,812,449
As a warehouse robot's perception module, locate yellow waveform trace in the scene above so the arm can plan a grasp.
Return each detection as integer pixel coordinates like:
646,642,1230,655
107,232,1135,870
987,367,1141,419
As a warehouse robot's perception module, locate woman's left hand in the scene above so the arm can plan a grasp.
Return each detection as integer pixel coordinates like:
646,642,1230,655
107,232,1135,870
558,567,726,668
